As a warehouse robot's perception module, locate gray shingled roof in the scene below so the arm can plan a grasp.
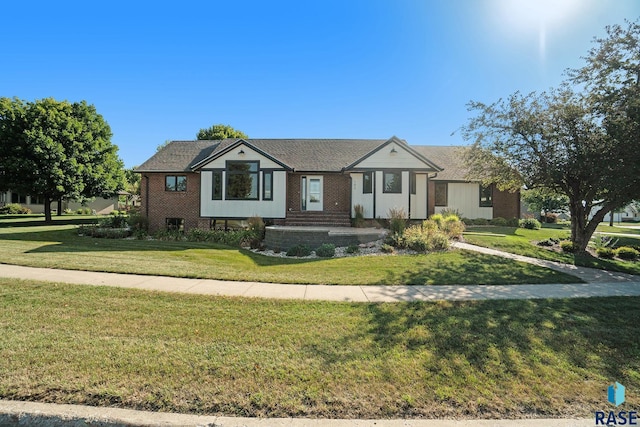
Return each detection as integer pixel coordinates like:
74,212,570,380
412,146,470,181
136,139,469,176
137,139,390,172
136,140,225,172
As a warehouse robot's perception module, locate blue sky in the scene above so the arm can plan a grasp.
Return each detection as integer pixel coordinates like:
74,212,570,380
1,0,638,168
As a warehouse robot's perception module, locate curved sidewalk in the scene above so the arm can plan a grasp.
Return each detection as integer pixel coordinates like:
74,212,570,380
0,243,639,302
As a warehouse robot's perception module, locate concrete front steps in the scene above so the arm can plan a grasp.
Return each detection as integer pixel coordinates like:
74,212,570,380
285,211,352,227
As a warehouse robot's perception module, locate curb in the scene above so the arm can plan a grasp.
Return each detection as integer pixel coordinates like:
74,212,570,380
0,400,594,427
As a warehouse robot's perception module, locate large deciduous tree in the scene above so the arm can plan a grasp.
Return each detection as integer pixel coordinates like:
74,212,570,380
196,124,248,140
0,97,125,222
462,21,640,253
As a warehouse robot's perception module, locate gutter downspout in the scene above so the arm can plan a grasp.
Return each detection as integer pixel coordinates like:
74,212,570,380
144,175,149,218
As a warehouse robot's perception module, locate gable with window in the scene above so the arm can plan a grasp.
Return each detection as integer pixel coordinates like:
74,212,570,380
226,161,259,200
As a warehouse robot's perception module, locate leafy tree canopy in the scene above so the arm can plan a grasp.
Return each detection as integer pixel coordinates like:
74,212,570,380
196,124,248,140
0,97,125,222
462,20,640,252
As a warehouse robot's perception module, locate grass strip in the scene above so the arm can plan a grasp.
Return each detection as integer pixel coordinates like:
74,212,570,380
0,279,638,418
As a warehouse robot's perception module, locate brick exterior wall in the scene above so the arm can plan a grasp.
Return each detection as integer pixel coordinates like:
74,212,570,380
427,180,436,217
286,173,351,214
493,187,521,219
140,172,201,233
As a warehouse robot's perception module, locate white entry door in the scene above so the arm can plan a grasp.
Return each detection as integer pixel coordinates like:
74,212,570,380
302,176,323,211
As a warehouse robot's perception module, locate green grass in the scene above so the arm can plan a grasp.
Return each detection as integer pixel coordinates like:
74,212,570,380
0,221,581,285
0,279,638,418
464,225,640,275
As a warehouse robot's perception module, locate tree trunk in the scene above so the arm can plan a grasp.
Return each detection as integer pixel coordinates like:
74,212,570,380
44,196,52,223
609,210,614,227
569,201,612,253
57,199,62,216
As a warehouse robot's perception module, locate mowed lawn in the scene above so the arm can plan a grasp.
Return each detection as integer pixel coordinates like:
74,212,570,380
464,224,640,276
0,279,638,419
0,219,581,285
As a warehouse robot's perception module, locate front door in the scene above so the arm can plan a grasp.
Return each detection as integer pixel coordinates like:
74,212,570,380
301,176,323,211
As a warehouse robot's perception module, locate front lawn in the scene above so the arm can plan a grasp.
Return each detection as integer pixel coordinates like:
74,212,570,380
0,221,581,285
0,279,637,418
464,225,640,276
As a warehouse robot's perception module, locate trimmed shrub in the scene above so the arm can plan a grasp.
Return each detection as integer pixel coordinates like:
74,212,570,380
346,244,360,254
596,247,616,259
544,212,559,223
616,246,639,261
128,213,149,233
286,244,312,257
183,229,249,246
470,218,489,226
0,203,31,214
316,243,336,258
380,243,395,254
154,229,185,241
560,241,576,253
490,217,508,226
519,218,542,230
506,217,520,227
77,225,131,239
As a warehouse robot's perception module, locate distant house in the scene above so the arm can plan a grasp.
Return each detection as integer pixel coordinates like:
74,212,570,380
135,137,520,232
0,191,119,215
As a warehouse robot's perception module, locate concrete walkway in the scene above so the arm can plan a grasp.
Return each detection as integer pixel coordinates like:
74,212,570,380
1,242,640,302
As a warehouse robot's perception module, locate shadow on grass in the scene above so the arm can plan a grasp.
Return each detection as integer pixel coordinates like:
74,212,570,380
0,226,325,267
0,217,100,228
381,251,583,285
304,298,640,394
365,298,639,381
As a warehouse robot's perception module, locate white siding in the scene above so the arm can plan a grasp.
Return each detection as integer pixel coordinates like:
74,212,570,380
355,143,428,169
350,173,374,218
198,143,283,169
375,171,408,218
410,173,427,219
435,182,493,219
201,170,287,218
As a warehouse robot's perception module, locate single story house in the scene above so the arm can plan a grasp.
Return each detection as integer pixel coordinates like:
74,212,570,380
135,136,520,232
